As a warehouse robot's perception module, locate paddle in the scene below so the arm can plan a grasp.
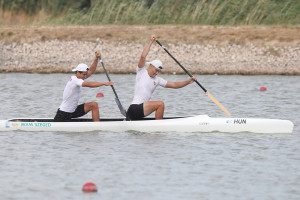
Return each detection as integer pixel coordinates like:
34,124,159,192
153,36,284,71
156,40,231,117
98,56,127,117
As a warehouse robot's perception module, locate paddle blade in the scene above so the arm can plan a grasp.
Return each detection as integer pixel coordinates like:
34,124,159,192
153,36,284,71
96,93,104,97
115,98,127,117
206,91,231,117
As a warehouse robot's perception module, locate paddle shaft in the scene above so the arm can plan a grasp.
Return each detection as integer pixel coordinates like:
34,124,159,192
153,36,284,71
156,40,207,92
98,56,126,116
98,57,119,98
156,40,231,117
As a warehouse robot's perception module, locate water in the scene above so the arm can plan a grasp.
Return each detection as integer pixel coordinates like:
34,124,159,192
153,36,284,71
0,73,300,200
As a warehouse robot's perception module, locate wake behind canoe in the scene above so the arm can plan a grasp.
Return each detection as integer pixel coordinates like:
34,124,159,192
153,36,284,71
0,115,294,134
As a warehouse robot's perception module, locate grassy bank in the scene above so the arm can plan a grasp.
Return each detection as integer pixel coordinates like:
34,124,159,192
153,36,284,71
1,0,299,25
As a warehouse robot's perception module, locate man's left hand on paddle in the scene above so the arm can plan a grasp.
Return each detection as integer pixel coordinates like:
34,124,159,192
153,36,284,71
189,76,197,84
105,81,114,86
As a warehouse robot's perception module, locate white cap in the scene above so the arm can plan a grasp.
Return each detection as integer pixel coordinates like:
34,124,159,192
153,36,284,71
72,63,89,72
146,60,163,70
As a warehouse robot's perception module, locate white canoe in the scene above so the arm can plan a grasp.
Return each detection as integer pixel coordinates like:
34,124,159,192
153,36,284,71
0,115,294,133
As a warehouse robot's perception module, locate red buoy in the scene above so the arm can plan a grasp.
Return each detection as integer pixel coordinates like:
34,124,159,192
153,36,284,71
82,182,98,192
260,87,267,91
96,93,104,97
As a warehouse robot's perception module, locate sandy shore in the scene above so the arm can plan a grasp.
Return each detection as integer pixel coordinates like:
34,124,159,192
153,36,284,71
0,25,299,75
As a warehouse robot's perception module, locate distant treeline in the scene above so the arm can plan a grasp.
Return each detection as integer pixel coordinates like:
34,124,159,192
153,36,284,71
1,0,299,25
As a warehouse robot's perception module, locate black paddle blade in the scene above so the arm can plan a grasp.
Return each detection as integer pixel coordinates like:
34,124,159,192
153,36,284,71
115,98,126,117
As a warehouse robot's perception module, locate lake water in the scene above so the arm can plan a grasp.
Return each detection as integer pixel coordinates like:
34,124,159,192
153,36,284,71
0,73,299,200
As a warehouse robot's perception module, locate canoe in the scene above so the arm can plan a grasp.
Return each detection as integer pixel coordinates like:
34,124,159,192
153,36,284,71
0,115,294,133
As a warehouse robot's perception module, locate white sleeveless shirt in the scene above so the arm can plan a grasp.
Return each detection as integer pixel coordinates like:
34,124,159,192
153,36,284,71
131,67,167,104
59,76,84,112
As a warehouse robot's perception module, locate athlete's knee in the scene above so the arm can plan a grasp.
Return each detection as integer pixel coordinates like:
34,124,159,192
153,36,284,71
157,101,164,108
86,102,99,111
91,102,99,110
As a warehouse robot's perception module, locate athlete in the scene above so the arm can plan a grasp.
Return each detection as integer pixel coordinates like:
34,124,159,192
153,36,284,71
127,34,196,120
54,51,113,122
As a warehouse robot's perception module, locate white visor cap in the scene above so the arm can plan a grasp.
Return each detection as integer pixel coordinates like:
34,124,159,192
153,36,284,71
146,59,163,70
72,63,89,72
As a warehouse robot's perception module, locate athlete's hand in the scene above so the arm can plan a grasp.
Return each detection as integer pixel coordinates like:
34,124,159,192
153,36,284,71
95,51,101,58
189,76,197,84
150,34,157,42
105,81,114,86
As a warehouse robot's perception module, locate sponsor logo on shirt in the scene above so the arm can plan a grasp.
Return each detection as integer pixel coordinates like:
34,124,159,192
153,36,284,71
153,81,156,85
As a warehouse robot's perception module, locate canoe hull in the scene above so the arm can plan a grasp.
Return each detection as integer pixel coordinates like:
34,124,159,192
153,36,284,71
0,115,294,133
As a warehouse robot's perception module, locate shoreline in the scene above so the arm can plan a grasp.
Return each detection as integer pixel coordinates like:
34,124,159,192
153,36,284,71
0,25,299,75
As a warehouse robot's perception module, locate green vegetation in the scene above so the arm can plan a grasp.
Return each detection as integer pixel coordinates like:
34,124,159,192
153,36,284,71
1,0,299,25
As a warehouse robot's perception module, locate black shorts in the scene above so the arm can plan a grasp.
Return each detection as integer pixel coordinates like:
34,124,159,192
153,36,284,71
54,104,86,122
127,103,144,120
